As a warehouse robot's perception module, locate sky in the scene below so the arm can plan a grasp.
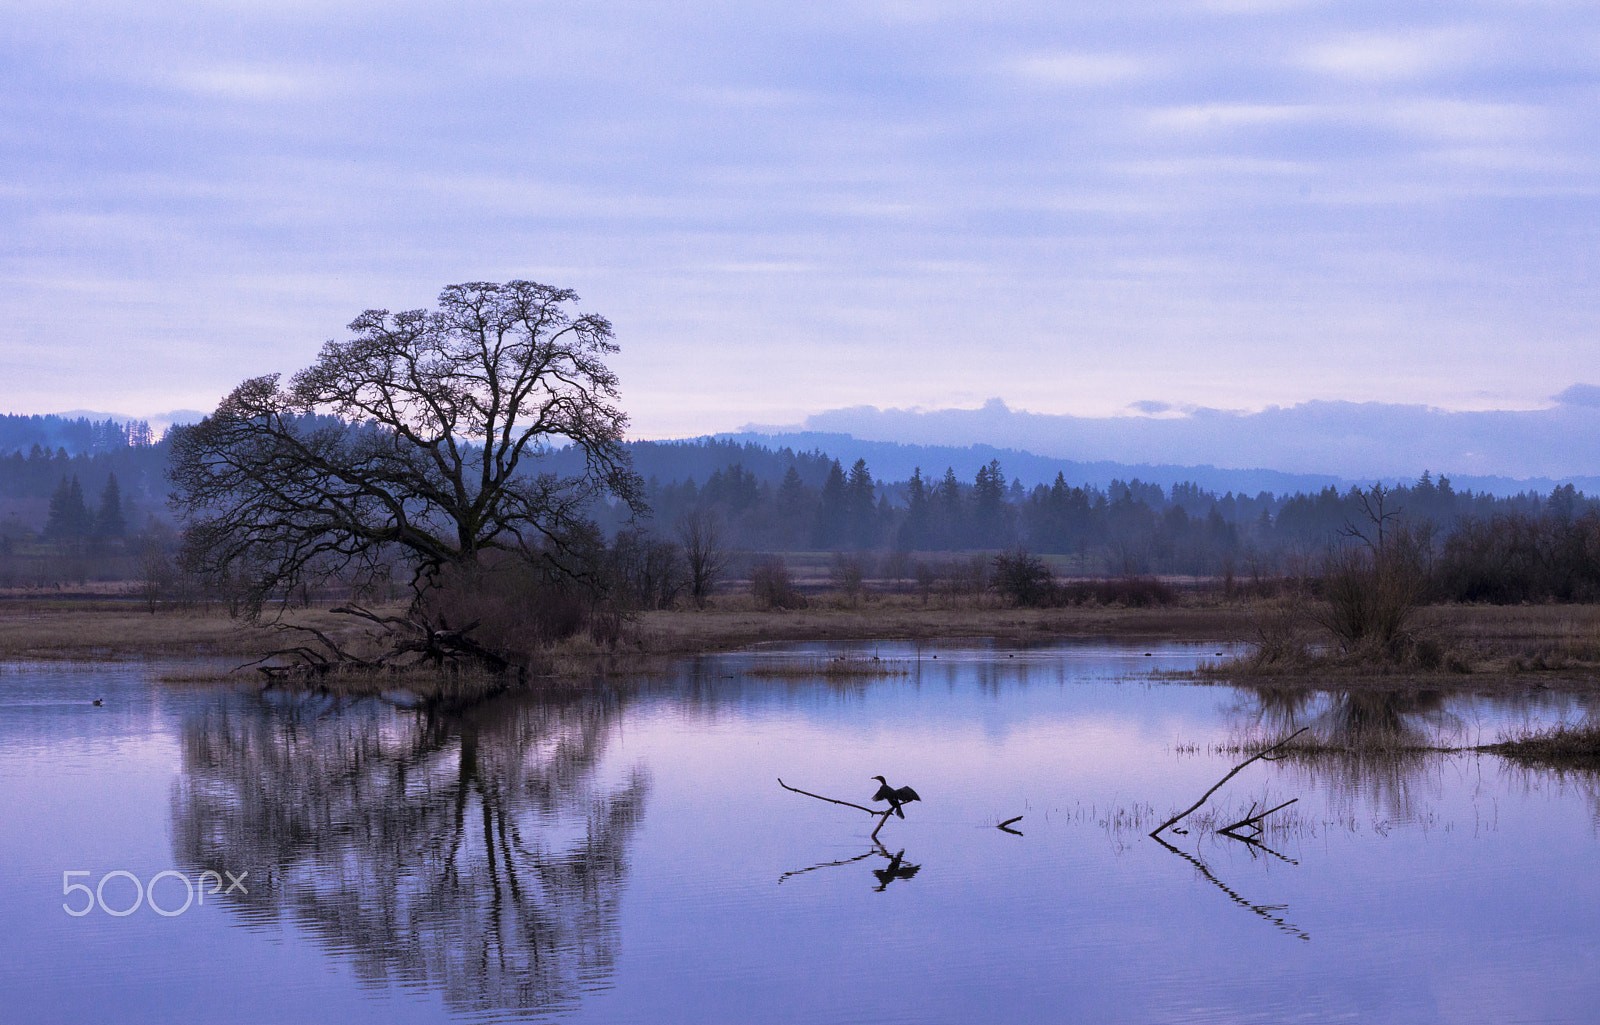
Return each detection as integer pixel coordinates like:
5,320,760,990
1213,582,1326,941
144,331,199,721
3,0,1599,447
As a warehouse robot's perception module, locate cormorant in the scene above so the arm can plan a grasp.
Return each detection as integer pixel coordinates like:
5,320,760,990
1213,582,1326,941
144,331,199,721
870,775,921,818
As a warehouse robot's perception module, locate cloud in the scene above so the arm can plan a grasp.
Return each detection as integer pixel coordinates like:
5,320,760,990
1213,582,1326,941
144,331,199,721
1145,103,1311,134
171,66,322,101
1555,383,1600,408
1299,30,1479,82
3,0,1600,433
1011,52,1148,87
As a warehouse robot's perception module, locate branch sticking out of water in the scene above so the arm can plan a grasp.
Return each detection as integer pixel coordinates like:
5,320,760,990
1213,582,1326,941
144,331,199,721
997,815,1024,835
1219,798,1299,841
1149,728,1309,840
777,778,877,813
777,778,896,839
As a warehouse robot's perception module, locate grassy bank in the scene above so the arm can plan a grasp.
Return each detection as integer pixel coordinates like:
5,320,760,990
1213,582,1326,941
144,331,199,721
1194,600,1600,690
3,594,1600,695
1482,721,1600,771
0,594,1251,660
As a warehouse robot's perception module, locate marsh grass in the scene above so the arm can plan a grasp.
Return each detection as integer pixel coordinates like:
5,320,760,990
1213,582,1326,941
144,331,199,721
631,594,1253,653
1484,720,1600,771
9,594,1600,696
0,601,278,658
1204,602,1600,686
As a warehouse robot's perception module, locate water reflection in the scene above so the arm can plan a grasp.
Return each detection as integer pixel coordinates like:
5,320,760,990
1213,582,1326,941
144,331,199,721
778,843,923,892
171,689,648,1019
1236,687,1460,821
1150,835,1311,941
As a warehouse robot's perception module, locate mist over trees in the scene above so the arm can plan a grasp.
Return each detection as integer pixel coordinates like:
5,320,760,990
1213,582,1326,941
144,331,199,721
3,400,1598,608
0,413,154,456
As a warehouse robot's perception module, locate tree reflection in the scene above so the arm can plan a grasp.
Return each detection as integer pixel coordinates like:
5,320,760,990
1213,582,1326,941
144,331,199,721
171,689,648,1018
1240,686,1452,821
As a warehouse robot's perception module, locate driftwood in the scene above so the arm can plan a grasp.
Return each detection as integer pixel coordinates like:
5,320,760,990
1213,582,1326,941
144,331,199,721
778,778,899,840
1219,798,1300,843
997,815,1024,836
239,603,519,681
1149,728,1308,839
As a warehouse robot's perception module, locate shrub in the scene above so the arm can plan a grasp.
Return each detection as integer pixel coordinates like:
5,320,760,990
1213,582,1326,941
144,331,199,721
605,527,685,611
992,549,1055,607
751,556,807,610
1310,542,1426,655
1056,576,1176,607
421,556,590,668
830,553,865,606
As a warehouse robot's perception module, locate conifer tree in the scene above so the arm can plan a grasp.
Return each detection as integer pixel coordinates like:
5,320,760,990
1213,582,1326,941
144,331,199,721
845,458,877,548
811,460,848,549
45,475,91,539
96,472,126,538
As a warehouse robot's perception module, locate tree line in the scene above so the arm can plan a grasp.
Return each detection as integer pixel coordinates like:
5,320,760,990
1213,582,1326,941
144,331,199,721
4,416,1597,606
4,278,1598,641
0,413,155,455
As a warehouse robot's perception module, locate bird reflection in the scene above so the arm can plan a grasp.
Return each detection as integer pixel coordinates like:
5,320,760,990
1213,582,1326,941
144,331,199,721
871,849,921,890
779,842,922,891
170,688,648,1019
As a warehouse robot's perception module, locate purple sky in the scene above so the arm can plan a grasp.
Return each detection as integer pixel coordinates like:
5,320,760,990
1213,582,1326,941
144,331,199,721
3,1,1598,442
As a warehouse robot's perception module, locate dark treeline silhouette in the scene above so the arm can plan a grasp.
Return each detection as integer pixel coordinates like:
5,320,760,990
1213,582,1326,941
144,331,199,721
0,413,155,455
3,422,1598,605
598,453,1588,580
0,429,168,535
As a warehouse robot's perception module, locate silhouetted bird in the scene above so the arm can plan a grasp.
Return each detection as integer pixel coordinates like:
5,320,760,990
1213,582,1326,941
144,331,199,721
871,775,921,818
91,699,102,707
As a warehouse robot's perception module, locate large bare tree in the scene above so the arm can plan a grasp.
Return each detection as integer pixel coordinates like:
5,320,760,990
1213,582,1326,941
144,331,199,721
169,280,643,623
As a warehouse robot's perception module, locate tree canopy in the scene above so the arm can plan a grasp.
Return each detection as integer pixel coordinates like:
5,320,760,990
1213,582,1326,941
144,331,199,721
169,280,642,616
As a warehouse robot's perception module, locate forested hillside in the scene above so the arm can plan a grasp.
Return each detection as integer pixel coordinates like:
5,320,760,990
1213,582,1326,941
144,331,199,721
2,417,1595,602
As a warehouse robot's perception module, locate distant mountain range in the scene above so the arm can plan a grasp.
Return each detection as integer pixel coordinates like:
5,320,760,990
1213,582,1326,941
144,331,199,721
739,388,1600,492
14,394,1600,500
53,409,209,433
708,431,1600,498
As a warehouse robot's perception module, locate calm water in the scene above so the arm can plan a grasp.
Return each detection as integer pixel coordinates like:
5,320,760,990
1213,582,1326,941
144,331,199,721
2,641,1598,1024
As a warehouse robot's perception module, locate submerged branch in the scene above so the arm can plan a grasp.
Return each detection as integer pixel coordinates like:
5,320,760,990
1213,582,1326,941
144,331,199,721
1150,727,1309,839
1219,798,1299,840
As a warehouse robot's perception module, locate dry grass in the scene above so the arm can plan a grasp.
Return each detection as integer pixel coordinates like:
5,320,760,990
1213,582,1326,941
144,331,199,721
629,592,1253,655
0,601,268,658
0,601,395,661
1200,602,1600,690
1483,720,1600,770
6,595,1600,698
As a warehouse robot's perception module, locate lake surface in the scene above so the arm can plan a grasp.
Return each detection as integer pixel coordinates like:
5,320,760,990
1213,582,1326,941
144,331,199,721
2,641,1598,1024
